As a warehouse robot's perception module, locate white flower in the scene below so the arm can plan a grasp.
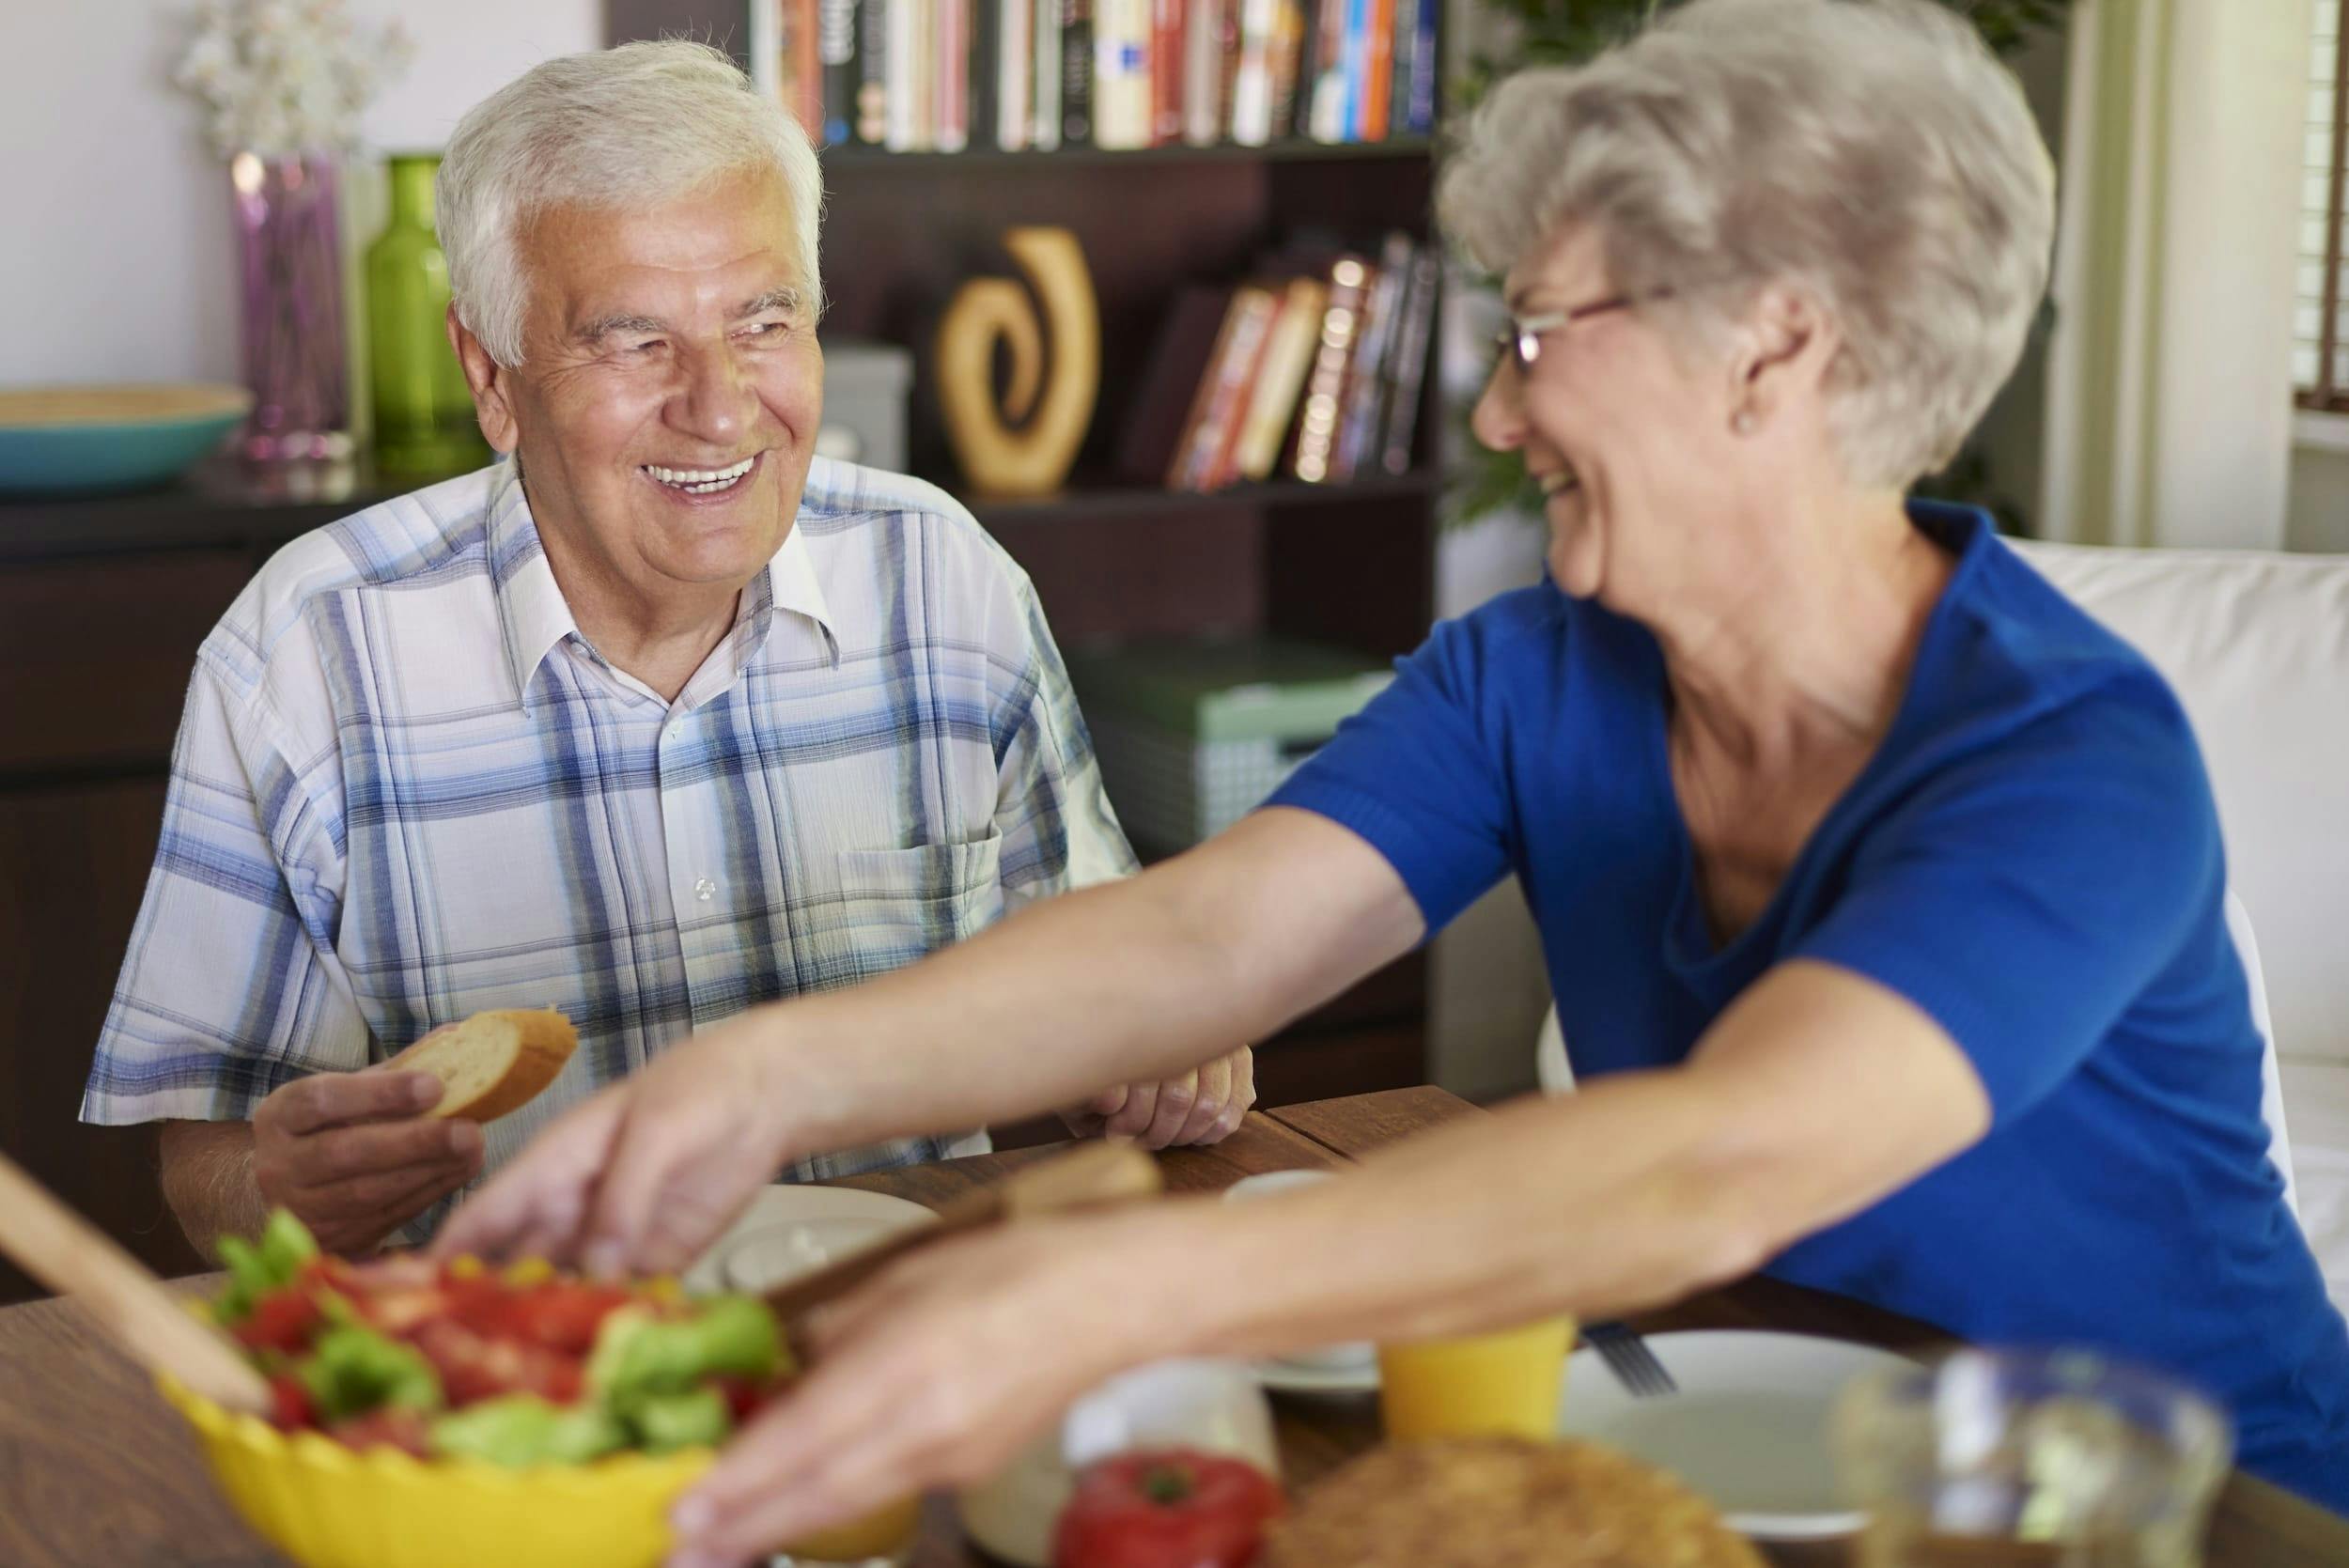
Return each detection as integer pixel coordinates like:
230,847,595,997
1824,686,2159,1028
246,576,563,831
174,0,409,159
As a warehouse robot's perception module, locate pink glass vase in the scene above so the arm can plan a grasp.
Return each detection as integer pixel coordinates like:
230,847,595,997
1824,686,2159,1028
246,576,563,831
229,151,351,463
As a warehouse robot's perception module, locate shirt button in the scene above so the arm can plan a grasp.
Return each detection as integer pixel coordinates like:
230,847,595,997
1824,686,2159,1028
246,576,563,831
693,877,717,902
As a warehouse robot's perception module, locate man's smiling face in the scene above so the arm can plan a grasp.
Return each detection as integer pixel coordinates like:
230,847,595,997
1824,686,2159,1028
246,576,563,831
471,164,824,604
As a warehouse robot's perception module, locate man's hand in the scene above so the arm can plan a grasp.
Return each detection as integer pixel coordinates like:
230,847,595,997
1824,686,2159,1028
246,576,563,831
250,1072,484,1254
1060,1046,1255,1148
435,1020,791,1277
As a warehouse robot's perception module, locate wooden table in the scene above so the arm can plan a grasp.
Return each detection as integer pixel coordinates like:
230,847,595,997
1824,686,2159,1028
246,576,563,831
0,1087,2341,1566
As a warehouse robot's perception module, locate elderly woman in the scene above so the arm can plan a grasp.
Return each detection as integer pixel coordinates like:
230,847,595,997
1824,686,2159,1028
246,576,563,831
446,0,2349,1553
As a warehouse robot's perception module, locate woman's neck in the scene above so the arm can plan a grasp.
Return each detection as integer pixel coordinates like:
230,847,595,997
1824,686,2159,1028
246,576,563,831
1645,489,1953,771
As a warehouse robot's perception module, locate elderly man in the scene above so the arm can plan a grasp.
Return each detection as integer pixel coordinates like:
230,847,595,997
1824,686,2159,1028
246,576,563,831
79,40,1250,1258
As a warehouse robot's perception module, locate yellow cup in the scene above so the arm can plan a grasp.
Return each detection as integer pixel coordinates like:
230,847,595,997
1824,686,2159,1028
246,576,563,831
1377,1316,1577,1441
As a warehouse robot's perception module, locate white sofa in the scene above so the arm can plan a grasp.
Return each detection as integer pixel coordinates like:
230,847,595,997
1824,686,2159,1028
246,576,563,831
2015,539,2349,1308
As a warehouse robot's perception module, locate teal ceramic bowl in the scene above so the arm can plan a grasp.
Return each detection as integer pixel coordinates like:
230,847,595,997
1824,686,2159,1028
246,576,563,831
0,384,252,497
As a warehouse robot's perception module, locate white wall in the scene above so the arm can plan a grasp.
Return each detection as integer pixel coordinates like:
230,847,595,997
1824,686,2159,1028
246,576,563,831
1,0,598,389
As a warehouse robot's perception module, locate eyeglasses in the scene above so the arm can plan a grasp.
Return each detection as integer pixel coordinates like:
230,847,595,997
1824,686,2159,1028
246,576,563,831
1494,289,1672,376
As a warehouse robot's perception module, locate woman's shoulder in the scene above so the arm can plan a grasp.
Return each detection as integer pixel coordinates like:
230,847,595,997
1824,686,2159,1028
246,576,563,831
1934,527,2201,757
1422,581,1654,695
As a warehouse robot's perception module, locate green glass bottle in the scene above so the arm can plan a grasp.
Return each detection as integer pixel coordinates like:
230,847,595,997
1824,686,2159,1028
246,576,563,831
366,152,489,474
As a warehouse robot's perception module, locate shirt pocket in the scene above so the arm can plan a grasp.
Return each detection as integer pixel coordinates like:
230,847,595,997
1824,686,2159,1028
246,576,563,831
816,833,1006,987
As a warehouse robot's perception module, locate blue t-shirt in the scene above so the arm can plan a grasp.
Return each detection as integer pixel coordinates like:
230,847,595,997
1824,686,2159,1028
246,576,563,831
1268,502,2349,1508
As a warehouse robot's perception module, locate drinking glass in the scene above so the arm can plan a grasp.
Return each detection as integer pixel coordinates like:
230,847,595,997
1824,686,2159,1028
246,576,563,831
1377,1314,1577,1441
1832,1346,2232,1568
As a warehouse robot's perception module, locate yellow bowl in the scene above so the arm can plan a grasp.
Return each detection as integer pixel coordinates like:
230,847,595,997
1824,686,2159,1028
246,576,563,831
158,1376,715,1568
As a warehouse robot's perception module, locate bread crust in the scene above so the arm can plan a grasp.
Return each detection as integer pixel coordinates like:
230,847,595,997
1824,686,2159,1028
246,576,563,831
1261,1436,1766,1568
379,1009,578,1124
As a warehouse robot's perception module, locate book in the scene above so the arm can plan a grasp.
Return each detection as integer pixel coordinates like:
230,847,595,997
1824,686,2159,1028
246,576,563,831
1289,253,1368,481
1174,283,1280,490
972,0,1000,149
1062,0,1095,146
1181,0,1222,145
1305,0,1346,143
1377,242,1439,474
856,0,891,144
1267,0,1307,141
1034,0,1063,148
1396,0,1435,135
818,0,860,145
1334,231,1413,479
1118,285,1239,485
1152,0,1186,145
1231,0,1277,146
1361,0,1392,142
785,0,823,139
886,0,920,147
1094,0,1153,149
937,0,970,151
1232,274,1329,481
997,0,1032,148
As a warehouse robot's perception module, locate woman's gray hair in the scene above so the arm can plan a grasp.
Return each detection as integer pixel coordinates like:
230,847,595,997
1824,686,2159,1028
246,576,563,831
437,39,824,368
1439,0,2055,488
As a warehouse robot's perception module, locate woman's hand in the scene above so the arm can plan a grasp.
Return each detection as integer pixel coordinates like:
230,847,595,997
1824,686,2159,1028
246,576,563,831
435,1016,793,1274
665,1211,1189,1568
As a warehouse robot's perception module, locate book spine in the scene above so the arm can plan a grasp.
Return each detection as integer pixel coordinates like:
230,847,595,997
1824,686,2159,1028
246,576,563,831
1377,246,1439,474
1361,0,1391,142
972,0,1000,148
1062,0,1095,146
1334,233,1410,478
1180,288,1277,490
1306,0,1346,143
749,0,781,98
1404,0,1435,132
1218,0,1244,142
997,0,1031,148
1267,0,1305,142
857,0,890,144
1291,256,1366,481
797,0,825,137
886,0,919,147
1182,0,1221,145
1149,0,1179,145
1094,0,1152,149
937,0,969,151
1340,0,1366,142
1033,0,1063,148
1231,0,1274,146
819,0,860,145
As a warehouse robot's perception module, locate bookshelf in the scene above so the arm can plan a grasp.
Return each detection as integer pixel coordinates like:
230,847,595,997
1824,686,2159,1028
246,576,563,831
607,0,1444,1120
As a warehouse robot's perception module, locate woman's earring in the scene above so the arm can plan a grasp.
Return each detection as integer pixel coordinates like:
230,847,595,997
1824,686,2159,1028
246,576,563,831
1732,409,1756,436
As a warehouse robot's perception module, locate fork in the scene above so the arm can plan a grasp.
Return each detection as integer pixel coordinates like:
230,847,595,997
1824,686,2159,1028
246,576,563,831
1583,1320,1679,1398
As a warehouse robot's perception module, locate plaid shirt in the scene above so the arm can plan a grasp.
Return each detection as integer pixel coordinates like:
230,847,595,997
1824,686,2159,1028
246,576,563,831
82,457,1134,1227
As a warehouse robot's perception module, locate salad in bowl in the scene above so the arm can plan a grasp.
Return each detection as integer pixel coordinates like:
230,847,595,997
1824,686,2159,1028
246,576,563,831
163,1211,798,1568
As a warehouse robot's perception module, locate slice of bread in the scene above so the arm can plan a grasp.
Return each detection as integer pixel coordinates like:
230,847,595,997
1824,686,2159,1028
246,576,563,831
379,1009,579,1124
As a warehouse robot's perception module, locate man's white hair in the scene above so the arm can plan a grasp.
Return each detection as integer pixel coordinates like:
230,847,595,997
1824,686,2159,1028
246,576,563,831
437,39,824,368
1439,0,2055,489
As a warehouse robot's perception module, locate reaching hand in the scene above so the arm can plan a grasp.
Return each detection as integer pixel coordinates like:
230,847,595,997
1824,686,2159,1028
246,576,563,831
434,1019,790,1276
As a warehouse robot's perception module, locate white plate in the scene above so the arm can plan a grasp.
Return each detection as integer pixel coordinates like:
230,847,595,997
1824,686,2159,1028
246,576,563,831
680,1183,937,1296
1557,1329,1914,1540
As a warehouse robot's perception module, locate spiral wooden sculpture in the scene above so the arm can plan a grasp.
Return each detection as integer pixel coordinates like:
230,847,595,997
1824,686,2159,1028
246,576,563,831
935,225,1099,497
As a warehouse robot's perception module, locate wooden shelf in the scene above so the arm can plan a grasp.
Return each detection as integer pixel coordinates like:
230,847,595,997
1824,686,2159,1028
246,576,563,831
822,137,1437,171
967,470,1439,526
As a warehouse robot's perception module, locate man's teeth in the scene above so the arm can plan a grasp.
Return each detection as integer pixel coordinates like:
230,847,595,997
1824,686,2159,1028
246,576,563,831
646,456,754,493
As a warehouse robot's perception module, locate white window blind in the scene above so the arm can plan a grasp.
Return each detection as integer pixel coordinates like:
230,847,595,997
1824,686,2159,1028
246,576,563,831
2296,0,2349,409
